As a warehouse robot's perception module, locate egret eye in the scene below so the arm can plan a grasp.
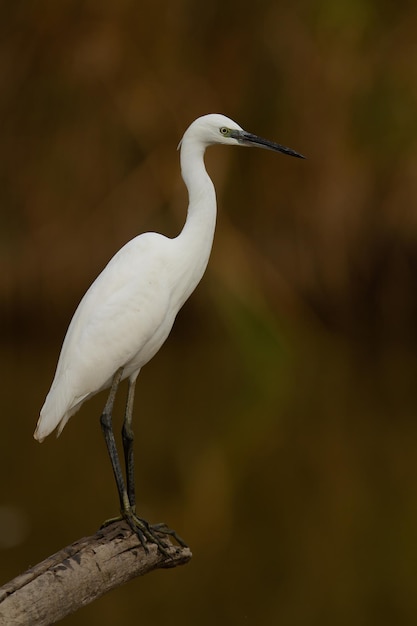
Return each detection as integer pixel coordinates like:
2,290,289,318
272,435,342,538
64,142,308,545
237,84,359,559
219,127,230,136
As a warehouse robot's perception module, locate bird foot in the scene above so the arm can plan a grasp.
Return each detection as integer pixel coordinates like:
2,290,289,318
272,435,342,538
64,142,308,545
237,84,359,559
101,510,188,558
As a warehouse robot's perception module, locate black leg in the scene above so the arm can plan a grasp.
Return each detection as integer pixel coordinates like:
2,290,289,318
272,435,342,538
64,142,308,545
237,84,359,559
100,367,129,512
122,377,137,511
100,369,188,557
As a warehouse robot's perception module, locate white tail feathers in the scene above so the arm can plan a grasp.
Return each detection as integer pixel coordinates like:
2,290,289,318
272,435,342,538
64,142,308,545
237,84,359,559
34,385,88,442
34,408,68,442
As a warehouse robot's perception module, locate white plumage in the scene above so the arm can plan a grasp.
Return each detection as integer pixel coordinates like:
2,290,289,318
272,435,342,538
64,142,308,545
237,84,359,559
36,233,179,439
33,113,303,552
34,114,237,442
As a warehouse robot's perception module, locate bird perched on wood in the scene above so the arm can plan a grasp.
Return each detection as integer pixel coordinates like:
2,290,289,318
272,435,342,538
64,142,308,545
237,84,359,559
34,113,304,554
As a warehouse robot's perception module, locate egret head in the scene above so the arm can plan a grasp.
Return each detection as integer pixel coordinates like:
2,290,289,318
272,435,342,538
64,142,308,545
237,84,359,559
179,113,305,159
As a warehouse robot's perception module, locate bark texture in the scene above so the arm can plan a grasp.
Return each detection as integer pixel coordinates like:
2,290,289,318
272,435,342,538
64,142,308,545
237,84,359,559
0,521,192,625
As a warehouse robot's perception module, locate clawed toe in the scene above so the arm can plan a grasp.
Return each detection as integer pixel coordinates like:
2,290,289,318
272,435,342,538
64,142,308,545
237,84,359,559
150,522,188,548
110,509,187,558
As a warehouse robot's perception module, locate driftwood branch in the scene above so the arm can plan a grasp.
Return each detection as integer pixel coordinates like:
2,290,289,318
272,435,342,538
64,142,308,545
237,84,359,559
0,521,192,625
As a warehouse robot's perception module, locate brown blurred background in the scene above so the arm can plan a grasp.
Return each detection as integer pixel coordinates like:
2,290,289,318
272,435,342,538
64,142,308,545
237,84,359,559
1,0,417,624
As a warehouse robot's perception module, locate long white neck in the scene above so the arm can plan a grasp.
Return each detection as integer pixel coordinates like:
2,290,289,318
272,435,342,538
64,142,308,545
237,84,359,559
171,137,217,306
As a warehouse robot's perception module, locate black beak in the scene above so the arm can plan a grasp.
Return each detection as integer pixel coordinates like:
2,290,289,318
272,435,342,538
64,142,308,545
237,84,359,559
231,130,306,159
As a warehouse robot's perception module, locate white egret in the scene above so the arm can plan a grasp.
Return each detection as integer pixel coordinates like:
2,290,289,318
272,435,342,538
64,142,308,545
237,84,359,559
34,114,304,554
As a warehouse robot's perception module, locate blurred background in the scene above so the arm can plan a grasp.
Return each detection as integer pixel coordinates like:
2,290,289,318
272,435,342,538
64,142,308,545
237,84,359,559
1,0,417,623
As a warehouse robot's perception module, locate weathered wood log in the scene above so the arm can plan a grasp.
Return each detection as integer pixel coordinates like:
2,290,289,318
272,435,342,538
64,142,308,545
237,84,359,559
0,521,192,625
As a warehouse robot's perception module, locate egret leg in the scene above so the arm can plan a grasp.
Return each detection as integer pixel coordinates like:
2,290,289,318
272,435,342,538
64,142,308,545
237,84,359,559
100,369,187,556
100,367,129,512
119,376,188,552
122,377,137,511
